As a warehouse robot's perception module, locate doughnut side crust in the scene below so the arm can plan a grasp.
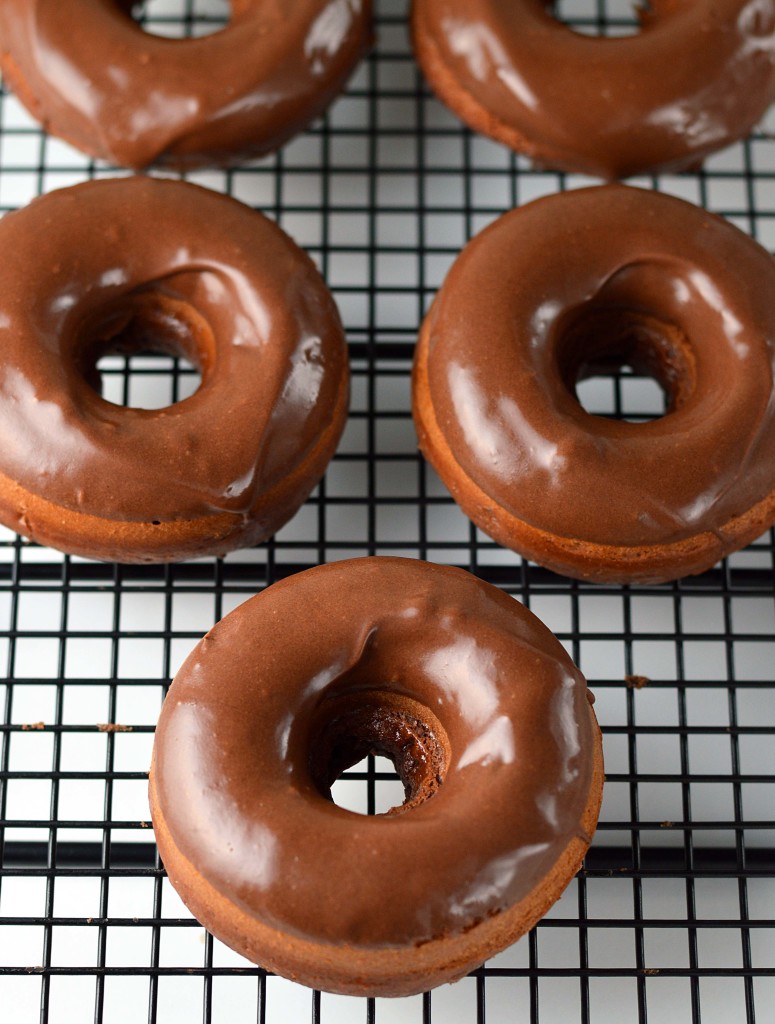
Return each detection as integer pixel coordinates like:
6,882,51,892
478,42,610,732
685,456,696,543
413,317,775,584
149,717,603,998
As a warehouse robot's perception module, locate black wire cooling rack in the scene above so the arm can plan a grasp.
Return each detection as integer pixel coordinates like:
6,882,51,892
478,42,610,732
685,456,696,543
1,0,774,1021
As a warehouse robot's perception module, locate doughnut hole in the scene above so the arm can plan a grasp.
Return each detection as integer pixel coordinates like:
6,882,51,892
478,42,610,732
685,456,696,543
308,692,451,816
121,0,231,38
555,302,697,423
75,290,213,410
551,0,642,37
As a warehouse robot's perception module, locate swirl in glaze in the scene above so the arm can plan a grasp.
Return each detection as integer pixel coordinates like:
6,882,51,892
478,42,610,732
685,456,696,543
413,185,775,583
150,557,601,977
0,177,349,562
412,0,775,178
0,0,372,169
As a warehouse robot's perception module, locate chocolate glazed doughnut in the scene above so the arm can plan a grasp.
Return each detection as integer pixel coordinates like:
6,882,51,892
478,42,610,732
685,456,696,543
149,557,603,996
0,177,349,563
0,0,372,169
412,0,775,178
413,185,775,585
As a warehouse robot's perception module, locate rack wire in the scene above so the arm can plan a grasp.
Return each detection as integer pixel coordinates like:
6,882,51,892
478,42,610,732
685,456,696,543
1,0,774,1021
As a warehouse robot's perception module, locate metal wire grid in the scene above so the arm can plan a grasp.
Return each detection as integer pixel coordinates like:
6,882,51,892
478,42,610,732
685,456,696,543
0,0,774,1021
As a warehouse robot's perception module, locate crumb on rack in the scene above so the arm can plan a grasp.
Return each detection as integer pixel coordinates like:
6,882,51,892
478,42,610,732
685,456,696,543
96,723,133,733
625,674,650,689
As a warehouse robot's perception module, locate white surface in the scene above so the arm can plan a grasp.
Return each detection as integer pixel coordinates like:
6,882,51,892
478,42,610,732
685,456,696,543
0,0,773,1020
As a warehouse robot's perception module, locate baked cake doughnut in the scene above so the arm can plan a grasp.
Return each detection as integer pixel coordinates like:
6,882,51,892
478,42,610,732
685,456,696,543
150,556,603,996
413,185,775,585
0,0,372,169
412,0,775,178
0,176,349,563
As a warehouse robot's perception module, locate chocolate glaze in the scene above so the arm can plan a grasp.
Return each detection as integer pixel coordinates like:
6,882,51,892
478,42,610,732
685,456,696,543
0,177,348,551
151,557,599,948
413,0,775,178
417,186,775,550
0,0,372,169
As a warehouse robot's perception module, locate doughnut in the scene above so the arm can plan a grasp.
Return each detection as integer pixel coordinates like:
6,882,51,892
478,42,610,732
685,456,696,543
411,0,775,179
149,556,603,997
412,185,775,585
0,0,372,169
0,176,349,563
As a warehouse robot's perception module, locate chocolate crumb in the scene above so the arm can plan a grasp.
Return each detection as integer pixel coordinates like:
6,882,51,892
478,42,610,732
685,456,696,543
625,674,650,689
